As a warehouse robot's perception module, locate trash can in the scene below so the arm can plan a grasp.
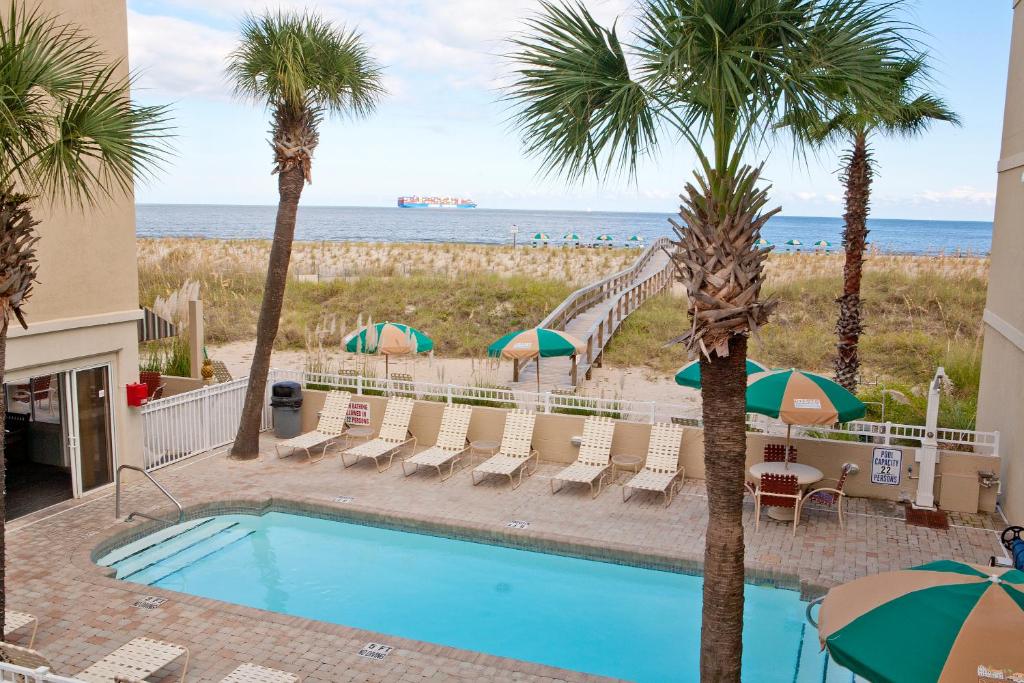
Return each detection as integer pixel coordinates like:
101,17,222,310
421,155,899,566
271,381,303,439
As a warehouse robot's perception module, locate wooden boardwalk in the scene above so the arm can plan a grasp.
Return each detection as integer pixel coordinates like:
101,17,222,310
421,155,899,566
514,237,675,392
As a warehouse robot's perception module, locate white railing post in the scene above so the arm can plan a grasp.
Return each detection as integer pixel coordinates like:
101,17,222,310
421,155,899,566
649,401,657,424
357,375,364,395
544,392,551,414
884,421,892,445
446,384,453,404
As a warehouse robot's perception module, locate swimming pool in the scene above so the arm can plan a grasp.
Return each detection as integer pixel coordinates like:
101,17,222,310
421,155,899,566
98,511,851,682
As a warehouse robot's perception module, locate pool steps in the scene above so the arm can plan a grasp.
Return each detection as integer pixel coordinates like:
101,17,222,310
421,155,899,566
126,527,256,585
98,517,212,567
101,518,249,581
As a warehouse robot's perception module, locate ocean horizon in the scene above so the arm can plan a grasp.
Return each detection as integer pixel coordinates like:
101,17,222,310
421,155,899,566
136,204,993,256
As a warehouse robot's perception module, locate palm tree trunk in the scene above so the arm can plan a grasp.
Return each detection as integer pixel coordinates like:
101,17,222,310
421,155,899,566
699,335,748,682
230,165,305,459
0,317,7,641
835,132,871,392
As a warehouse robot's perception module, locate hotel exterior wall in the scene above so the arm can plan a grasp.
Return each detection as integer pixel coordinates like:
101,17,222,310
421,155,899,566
3,1,144,474
300,390,998,513
978,1,1024,522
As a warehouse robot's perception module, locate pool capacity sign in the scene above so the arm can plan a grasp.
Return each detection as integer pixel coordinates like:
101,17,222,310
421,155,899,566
871,447,903,486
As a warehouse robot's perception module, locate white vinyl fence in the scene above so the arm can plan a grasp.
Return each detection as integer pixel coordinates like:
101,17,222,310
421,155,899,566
140,377,272,470
140,369,999,472
0,662,83,683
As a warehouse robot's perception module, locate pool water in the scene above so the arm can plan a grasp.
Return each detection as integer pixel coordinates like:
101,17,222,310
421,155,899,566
99,512,849,682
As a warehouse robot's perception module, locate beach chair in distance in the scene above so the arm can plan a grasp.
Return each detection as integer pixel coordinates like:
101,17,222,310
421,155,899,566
754,473,801,536
389,372,416,398
274,391,352,463
76,637,189,683
4,609,37,647
219,663,301,682
471,410,538,489
551,416,616,498
339,397,417,472
622,422,685,507
402,403,473,480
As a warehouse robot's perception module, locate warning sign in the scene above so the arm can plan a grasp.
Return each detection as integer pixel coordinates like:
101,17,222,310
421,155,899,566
871,447,903,486
347,401,371,426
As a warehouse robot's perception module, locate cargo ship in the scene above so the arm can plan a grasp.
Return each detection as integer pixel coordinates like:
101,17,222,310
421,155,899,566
397,195,477,208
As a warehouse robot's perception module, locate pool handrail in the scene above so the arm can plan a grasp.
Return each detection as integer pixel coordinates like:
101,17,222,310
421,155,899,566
115,464,185,525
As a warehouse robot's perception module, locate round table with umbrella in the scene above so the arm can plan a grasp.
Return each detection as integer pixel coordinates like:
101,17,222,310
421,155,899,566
488,327,585,393
813,560,1024,682
344,321,433,376
674,357,769,389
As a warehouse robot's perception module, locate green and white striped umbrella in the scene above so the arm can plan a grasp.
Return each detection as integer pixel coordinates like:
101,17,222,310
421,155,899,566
817,561,1024,682
344,322,433,375
562,232,581,241
813,239,832,248
488,327,585,392
627,234,644,242
785,238,803,247
532,232,550,241
595,234,614,242
674,358,769,389
746,368,865,424
754,237,773,247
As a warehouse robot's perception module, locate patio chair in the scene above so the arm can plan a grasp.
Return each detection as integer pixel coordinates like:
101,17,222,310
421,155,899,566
763,443,797,463
389,372,416,398
4,609,37,647
339,397,416,472
76,637,189,683
754,473,801,536
219,663,300,682
274,391,352,463
551,416,617,498
471,410,538,489
401,403,473,480
799,462,855,529
0,641,51,670
622,422,685,506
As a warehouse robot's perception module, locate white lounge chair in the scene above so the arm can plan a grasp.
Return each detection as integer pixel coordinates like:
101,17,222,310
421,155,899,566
339,397,416,472
622,422,685,506
471,410,538,489
4,609,37,647
76,636,189,683
401,403,473,480
274,391,352,463
220,663,300,682
551,416,616,498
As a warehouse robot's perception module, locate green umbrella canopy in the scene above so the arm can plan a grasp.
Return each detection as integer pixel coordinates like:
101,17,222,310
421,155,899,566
785,238,803,246
813,239,832,247
487,327,584,360
344,322,433,355
595,234,614,241
532,232,550,240
755,237,773,247
562,232,581,240
628,234,644,242
746,369,865,424
675,358,769,389
818,561,1024,683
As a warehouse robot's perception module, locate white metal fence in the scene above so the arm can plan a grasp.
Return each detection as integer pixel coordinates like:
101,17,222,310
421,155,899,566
0,662,83,683
140,377,272,470
139,369,999,471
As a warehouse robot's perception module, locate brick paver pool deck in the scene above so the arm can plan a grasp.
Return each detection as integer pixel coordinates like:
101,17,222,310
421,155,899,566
8,435,1005,682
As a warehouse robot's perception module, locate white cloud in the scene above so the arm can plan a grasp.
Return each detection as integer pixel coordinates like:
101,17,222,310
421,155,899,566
912,185,996,205
128,11,235,97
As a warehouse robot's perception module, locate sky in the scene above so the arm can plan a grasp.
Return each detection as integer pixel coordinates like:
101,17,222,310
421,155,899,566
126,1,1010,221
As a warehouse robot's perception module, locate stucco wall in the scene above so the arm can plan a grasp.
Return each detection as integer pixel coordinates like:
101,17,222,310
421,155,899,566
978,2,1024,523
300,390,999,513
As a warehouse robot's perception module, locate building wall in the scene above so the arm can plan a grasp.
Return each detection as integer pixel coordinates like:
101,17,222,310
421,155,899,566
978,1,1024,523
5,0,144,475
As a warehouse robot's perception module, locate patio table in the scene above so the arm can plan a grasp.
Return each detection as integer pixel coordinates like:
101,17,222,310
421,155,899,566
749,462,823,521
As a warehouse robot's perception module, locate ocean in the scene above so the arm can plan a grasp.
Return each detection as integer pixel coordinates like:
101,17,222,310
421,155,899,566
135,204,993,256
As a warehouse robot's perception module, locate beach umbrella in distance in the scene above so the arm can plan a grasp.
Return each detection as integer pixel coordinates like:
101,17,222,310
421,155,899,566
813,239,832,249
488,327,585,392
675,358,769,389
628,233,644,243
344,321,433,376
754,237,773,248
745,368,866,464
785,238,803,249
595,234,614,247
814,560,1024,682
562,232,581,241
532,232,550,243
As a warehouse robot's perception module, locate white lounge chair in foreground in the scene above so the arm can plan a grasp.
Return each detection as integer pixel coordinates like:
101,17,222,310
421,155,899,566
274,390,352,463
551,416,616,498
76,636,189,683
339,397,416,472
220,662,301,682
471,410,538,489
4,609,37,647
622,422,685,506
401,403,473,480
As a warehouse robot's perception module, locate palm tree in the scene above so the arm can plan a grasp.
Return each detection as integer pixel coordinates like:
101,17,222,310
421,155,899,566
784,56,959,392
505,1,907,678
227,12,384,459
0,2,171,638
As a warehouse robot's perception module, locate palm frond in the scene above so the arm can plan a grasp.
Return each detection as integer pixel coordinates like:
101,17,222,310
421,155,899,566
505,1,659,181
